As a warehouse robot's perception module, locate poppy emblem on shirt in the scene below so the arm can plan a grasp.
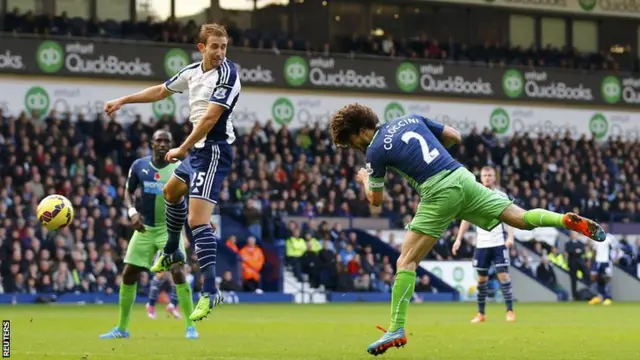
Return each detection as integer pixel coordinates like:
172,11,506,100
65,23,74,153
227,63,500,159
154,173,161,180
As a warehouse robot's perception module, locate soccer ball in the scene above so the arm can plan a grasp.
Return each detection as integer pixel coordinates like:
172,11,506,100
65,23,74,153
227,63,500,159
37,195,74,231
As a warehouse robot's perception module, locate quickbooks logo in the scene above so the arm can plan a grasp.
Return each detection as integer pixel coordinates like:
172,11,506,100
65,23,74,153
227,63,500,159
152,97,176,118
589,113,609,139
25,86,50,117
503,69,593,101
164,49,190,77
272,97,294,125
601,76,621,104
36,41,64,73
502,69,524,98
396,63,419,92
283,56,308,87
489,108,510,134
579,0,597,11
384,102,406,122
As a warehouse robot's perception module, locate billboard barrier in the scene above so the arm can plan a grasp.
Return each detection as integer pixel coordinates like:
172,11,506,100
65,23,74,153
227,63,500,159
1,78,639,141
2,36,640,108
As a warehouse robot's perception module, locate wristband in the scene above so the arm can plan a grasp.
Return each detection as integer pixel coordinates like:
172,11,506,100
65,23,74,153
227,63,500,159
128,208,138,218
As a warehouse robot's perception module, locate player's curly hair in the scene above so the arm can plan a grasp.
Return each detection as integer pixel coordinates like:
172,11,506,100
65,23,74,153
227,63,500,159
330,104,379,146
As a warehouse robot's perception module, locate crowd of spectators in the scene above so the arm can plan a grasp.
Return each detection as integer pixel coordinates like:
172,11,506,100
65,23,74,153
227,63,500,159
1,97,639,296
1,7,630,72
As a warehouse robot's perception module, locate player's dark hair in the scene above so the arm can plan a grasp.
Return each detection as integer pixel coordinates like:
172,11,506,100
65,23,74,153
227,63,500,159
330,104,379,146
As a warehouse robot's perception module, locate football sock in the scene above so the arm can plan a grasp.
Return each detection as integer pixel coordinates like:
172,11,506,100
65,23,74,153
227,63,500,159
175,282,195,327
163,199,187,254
193,224,219,295
389,270,416,332
117,283,137,331
477,281,488,315
500,280,514,311
170,285,179,307
597,280,605,298
523,209,564,228
604,283,612,300
148,276,162,306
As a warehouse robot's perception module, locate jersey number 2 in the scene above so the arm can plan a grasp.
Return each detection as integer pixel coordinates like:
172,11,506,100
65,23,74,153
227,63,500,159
401,131,440,164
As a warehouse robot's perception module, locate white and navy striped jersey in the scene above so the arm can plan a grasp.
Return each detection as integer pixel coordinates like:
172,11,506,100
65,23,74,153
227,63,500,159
475,188,510,249
164,58,241,147
594,234,613,263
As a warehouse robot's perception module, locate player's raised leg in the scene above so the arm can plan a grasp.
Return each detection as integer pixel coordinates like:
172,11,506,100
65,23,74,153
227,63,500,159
457,167,606,242
151,175,189,272
187,144,232,321
499,205,606,242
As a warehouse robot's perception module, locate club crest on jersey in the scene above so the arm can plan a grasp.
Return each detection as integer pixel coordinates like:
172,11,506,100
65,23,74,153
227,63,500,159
154,172,160,180
213,87,228,99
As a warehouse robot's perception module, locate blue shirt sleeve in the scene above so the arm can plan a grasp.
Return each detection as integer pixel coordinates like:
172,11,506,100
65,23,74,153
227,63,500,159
209,63,241,109
418,115,445,138
126,160,140,194
365,146,386,192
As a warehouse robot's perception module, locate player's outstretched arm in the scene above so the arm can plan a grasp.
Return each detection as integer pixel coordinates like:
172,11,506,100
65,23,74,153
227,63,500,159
171,104,225,156
452,220,471,255
105,84,172,116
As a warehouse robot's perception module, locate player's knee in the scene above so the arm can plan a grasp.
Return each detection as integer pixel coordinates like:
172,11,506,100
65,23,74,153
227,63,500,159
187,214,208,230
122,265,141,285
170,267,185,283
477,275,489,283
396,257,417,272
162,184,181,203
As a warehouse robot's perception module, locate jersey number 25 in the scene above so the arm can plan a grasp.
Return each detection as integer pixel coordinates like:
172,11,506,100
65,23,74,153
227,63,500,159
401,131,440,164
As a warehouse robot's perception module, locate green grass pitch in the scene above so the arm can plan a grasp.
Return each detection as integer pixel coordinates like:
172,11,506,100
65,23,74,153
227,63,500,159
3,302,639,359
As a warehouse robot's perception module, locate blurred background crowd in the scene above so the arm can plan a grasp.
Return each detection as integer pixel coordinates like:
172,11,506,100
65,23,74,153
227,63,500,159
1,1,640,297
1,106,639,295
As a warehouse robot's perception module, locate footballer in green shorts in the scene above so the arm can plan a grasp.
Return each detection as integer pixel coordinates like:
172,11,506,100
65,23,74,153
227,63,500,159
329,104,607,356
100,130,198,340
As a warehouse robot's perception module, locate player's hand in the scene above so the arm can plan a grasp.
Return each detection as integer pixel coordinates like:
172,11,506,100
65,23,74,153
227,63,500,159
131,214,146,233
452,240,461,256
505,238,514,248
165,147,188,163
104,99,124,116
356,168,369,185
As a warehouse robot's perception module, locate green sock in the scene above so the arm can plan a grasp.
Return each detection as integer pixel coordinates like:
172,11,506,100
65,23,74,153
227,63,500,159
175,282,195,327
117,283,137,331
523,209,565,228
389,270,416,332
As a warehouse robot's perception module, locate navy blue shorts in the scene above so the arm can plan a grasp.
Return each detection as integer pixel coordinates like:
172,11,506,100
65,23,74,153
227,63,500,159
591,261,611,277
473,245,509,276
173,143,233,204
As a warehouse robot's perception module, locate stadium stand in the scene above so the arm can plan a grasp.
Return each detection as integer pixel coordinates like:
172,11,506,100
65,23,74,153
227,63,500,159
1,7,632,72
1,101,639,296
1,4,639,300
